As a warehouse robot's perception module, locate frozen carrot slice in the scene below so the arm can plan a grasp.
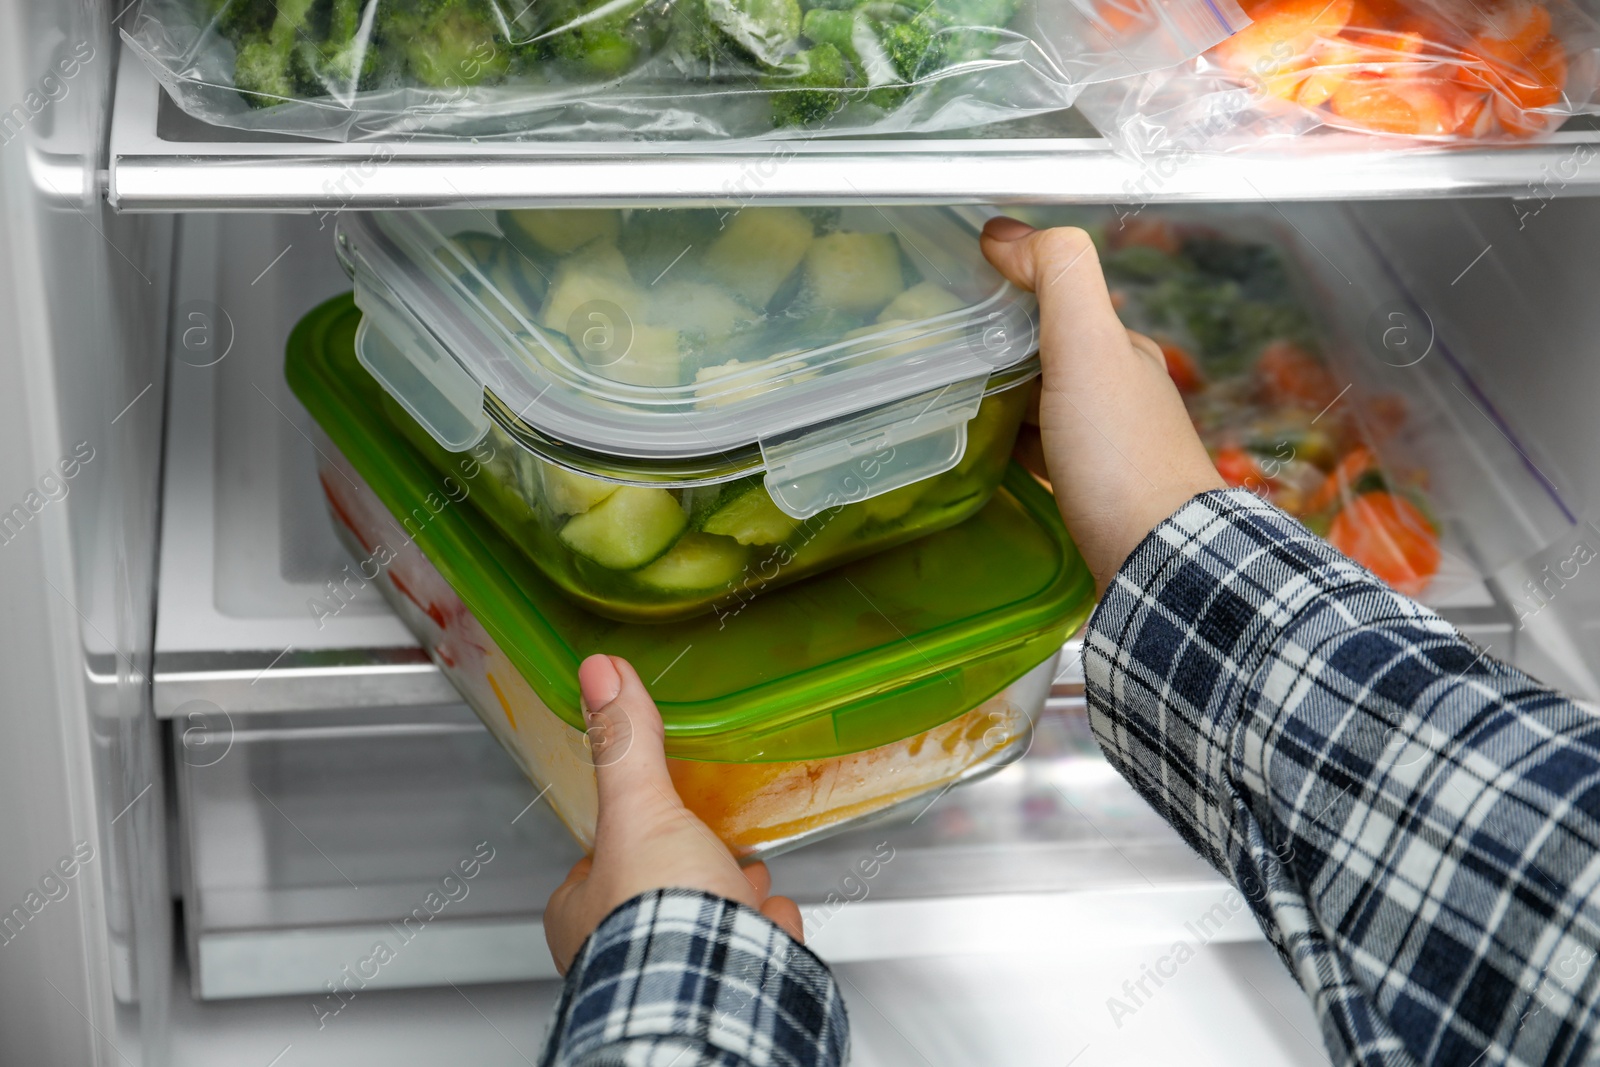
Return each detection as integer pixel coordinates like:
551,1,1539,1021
1095,0,1149,36
1296,39,1362,107
1495,90,1563,134
1256,339,1339,410
1157,339,1205,394
1306,446,1375,513
1477,1,1552,49
1108,216,1181,254
1213,445,1267,491
1328,74,1458,135
1212,0,1356,77
1328,491,1440,595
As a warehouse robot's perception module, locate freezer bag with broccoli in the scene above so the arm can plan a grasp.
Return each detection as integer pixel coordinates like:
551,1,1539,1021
123,0,1244,140
332,206,1044,621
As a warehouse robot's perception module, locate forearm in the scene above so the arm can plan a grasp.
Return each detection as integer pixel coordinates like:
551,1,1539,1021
541,889,848,1067
1085,488,1600,1066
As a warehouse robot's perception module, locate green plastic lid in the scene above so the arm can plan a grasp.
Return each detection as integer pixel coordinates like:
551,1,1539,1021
287,295,1093,762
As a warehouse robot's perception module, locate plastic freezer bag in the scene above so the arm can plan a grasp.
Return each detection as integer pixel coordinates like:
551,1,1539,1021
1007,207,1456,599
122,0,1245,141
1078,0,1600,153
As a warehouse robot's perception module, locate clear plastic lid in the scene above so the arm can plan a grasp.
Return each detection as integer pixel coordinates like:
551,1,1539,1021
335,208,1039,519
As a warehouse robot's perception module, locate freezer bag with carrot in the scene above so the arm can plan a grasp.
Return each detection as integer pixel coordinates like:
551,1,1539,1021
1096,214,1442,596
1078,0,1600,152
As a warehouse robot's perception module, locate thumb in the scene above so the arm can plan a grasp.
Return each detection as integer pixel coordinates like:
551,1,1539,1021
980,218,1127,365
579,654,677,823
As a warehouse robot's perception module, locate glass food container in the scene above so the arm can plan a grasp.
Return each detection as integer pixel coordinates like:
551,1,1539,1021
334,206,1041,622
287,295,1094,856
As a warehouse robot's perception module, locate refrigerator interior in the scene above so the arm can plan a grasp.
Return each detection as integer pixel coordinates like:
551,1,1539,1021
131,200,1589,1066
5,10,1600,1066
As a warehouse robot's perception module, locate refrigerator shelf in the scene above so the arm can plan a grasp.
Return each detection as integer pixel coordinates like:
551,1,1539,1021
110,43,1600,212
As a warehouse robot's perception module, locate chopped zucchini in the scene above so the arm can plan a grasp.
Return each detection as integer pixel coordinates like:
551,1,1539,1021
619,209,722,284
503,209,622,256
484,257,543,327
557,486,688,570
917,474,985,513
702,208,816,308
635,533,750,592
877,281,966,323
785,504,867,568
449,232,504,269
538,462,619,516
953,394,1016,476
803,232,905,314
700,482,798,545
858,480,928,524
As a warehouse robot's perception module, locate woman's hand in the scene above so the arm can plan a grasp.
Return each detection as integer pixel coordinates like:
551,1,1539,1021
981,217,1224,594
543,654,804,975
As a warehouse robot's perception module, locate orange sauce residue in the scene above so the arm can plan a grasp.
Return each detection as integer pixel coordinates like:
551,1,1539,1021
486,672,518,731
666,700,1022,855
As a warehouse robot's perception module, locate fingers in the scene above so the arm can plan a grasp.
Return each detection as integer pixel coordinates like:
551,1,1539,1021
760,895,805,944
543,856,594,976
742,860,772,899
560,855,594,885
580,654,677,823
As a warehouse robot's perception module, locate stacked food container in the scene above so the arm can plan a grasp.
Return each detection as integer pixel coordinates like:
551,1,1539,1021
289,205,1095,855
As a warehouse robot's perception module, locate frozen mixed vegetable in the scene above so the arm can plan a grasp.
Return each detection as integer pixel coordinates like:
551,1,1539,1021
1102,215,1441,596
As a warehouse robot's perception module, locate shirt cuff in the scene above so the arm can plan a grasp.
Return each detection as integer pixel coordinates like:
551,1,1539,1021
544,888,848,1067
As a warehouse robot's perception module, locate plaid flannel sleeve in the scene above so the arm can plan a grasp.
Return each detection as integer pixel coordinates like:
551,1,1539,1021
1086,488,1600,1067
539,889,848,1067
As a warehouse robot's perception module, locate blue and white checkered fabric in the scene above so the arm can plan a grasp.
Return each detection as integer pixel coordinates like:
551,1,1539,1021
541,889,848,1067
1086,489,1600,1066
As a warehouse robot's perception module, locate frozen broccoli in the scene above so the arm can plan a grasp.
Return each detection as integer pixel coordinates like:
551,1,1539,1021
315,0,381,92
681,0,803,68
876,11,945,83
231,0,320,104
931,0,1017,27
541,0,666,77
768,42,851,127
799,8,858,59
199,0,275,43
380,0,509,88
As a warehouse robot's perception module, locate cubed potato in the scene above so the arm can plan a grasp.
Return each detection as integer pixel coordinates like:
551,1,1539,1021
877,281,966,323
702,209,816,308
652,281,760,344
504,209,622,256
803,232,906,315
598,323,686,388
541,247,642,345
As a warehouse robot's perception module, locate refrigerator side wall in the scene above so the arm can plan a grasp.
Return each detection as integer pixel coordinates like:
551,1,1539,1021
0,1,174,1063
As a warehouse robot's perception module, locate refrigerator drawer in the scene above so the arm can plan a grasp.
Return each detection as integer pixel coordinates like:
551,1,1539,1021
173,704,583,999
171,684,1245,1000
